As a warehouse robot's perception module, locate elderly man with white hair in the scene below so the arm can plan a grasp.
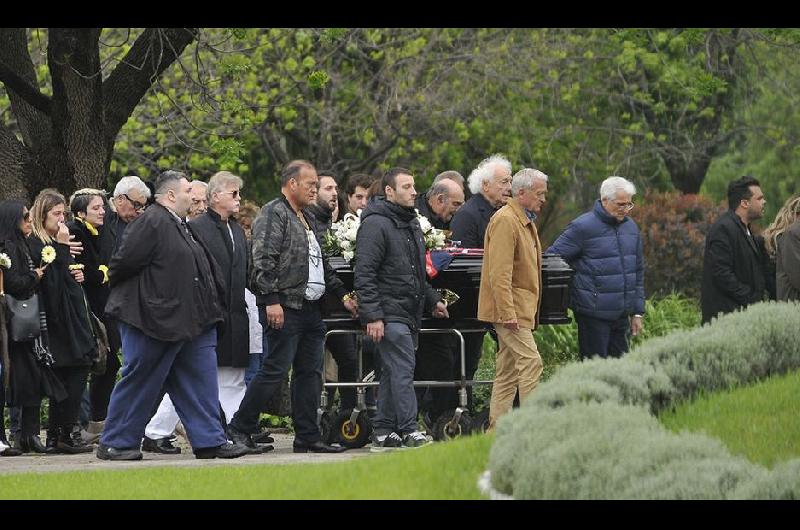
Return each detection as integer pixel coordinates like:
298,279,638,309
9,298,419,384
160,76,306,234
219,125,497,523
478,168,549,429
108,175,152,251
547,176,645,360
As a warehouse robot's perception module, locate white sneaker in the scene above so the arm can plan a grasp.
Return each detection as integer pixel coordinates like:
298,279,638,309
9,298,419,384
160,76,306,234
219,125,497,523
370,431,403,453
401,430,433,449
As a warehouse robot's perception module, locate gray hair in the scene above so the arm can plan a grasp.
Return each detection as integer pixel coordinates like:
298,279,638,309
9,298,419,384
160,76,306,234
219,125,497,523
433,170,464,188
467,154,512,196
426,180,453,201
600,176,636,200
511,168,549,196
113,175,151,199
208,172,241,202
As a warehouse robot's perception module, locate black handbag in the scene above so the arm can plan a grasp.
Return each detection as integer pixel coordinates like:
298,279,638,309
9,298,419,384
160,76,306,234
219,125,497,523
5,293,42,342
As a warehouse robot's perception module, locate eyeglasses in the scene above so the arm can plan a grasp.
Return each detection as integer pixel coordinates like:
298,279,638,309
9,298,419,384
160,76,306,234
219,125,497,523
612,200,635,211
120,194,146,212
219,190,240,198
23,211,31,221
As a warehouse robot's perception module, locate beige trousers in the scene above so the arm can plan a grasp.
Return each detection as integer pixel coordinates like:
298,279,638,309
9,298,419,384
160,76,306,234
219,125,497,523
489,326,543,429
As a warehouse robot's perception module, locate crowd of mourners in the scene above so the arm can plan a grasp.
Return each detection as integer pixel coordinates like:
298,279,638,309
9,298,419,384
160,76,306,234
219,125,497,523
1,153,798,459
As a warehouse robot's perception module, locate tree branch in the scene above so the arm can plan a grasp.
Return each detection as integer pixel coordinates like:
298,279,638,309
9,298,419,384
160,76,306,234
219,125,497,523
0,59,52,115
102,28,198,140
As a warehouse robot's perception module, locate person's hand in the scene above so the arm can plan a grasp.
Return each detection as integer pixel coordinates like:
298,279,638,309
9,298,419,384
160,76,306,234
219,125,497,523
265,304,284,329
34,267,45,279
366,320,384,343
56,222,71,244
67,235,83,257
343,298,358,318
432,301,449,319
503,319,520,331
631,315,644,337
70,268,85,283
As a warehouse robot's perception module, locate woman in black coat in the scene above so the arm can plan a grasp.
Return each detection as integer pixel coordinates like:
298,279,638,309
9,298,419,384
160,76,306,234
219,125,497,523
0,200,67,454
68,190,121,436
29,189,96,453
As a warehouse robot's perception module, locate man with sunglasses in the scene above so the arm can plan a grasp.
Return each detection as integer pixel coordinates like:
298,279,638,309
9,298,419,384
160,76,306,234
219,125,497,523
547,176,645,360
108,176,151,252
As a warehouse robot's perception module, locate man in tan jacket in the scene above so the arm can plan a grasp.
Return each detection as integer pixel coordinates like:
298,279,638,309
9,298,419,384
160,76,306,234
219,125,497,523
478,168,548,429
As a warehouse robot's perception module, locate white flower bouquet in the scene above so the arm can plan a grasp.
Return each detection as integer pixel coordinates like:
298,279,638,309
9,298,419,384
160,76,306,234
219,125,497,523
323,208,447,261
0,252,11,270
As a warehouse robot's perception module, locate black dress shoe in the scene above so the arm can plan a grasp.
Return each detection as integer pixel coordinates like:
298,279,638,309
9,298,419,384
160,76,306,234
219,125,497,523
96,444,143,461
17,435,57,454
1,445,23,456
293,440,346,453
194,442,254,459
142,436,182,454
252,431,275,444
227,425,259,449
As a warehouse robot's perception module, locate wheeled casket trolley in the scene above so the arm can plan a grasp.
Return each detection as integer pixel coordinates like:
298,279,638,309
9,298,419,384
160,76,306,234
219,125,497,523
318,251,574,448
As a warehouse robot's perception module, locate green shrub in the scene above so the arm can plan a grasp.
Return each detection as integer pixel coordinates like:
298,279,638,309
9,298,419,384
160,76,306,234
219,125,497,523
488,301,800,499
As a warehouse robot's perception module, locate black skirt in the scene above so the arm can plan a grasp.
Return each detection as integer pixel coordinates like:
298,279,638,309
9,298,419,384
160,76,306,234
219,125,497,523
6,340,68,407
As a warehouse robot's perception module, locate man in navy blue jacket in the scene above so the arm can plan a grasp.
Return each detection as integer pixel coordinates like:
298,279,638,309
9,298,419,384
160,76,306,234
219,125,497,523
547,176,645,359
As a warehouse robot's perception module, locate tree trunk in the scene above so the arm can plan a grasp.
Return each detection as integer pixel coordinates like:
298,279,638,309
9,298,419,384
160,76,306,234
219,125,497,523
661,155,712,195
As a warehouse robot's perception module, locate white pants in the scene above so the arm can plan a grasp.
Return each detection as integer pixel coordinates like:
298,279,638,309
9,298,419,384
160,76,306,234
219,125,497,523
217,367,247,424
144,394,180,439
144,367,247,439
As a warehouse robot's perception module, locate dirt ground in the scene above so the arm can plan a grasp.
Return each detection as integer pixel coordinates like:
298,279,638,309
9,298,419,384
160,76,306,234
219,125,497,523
0,432,372,475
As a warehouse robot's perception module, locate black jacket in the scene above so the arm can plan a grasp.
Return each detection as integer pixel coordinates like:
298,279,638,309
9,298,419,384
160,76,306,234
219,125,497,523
105,202,225,342
28,237,96,367
67,219,114,318
251,196,346,309
414,193,449,231
449,192,497,249
304,202,334,250
104,209,129,254
189,208,250,367
701,210,776,323
354,196,440,331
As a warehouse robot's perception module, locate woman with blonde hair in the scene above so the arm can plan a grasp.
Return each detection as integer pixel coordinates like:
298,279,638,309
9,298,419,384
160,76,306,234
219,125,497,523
29,188,97,453
763,194,800,301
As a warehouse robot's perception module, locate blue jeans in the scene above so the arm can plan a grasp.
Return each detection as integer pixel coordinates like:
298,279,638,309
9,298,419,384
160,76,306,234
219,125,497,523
100,323,227,450
230,300,326,443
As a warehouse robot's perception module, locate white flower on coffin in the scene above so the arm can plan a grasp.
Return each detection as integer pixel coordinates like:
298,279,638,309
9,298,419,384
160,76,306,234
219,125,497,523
0,252,11,269
415,211,447,251
322,211,362,261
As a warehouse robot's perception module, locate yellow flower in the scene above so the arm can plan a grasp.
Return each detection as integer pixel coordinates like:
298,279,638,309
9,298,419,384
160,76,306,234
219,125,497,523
41,245,56,265
0,252,11,269
98,264,109,284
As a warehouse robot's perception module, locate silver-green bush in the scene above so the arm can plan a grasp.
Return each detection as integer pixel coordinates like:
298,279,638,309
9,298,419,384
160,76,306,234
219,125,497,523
488,301,800,499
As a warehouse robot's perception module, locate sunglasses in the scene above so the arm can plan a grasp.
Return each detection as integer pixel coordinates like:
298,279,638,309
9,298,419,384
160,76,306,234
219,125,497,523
121,194,147,211
23,211,31,221
219,190,240,198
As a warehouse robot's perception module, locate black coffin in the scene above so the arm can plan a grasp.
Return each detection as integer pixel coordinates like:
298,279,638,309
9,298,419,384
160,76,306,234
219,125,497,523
322,253,573,327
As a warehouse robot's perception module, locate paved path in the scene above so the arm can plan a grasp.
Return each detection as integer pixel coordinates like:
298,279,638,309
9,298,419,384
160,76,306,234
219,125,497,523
0,433,372,475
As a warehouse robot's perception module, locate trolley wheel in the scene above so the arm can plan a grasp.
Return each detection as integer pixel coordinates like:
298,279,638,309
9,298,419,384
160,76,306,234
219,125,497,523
471,408,491,435
433,409,473,441
334,408,372,449
319,409,338,445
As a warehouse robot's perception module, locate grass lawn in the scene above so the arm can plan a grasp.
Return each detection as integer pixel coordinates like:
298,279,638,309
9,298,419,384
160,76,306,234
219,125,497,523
660,369,800,468
0,433,494,500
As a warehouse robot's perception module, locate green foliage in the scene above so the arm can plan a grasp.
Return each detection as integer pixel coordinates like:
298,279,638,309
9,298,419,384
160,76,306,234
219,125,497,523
632,191,726,299
488,301,800,499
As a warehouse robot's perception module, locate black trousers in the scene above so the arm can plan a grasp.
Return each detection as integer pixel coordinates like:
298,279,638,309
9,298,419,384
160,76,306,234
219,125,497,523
575,313,630,360
50,366,90,431
415,333,458,417
327,334,358,411
89,318,122,421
